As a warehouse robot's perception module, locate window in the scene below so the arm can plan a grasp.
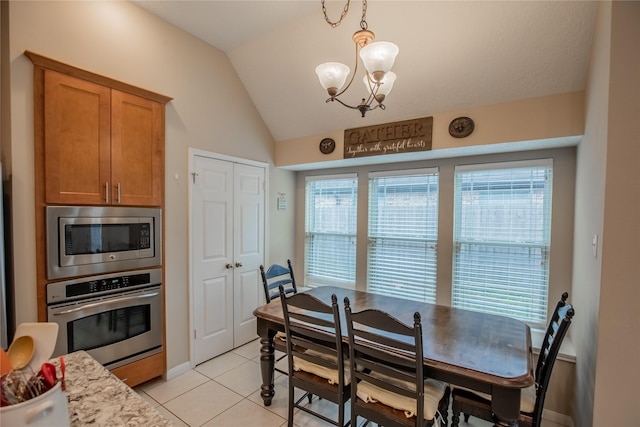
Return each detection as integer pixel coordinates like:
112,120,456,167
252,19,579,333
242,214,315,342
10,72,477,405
452,160,553,325
305,174,358,287
368,169,439,302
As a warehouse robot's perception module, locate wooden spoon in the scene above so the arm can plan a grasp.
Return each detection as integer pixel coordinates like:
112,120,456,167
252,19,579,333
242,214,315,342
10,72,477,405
6,335,35,370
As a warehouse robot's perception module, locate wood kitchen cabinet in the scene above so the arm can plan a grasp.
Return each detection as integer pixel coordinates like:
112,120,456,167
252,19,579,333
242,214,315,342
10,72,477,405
44,70,164,206
28,51,171,387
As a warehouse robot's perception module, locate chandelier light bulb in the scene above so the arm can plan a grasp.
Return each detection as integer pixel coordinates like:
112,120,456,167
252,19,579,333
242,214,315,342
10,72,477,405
359,41,399,76
315,62,350,96
363,71,397,97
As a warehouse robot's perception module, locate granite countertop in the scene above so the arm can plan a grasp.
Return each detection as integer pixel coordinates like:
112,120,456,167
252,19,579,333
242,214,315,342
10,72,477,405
53,351,171,426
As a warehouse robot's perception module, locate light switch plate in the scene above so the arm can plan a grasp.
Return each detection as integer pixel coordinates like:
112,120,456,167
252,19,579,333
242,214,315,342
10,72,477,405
277,196,287,210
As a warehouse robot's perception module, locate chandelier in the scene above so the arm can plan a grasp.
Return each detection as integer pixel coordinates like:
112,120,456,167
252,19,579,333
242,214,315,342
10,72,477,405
315,0,399,117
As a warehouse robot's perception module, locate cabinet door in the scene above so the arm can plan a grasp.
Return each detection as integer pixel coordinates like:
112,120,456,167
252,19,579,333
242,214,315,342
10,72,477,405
111,90,164,206
44,70,111,204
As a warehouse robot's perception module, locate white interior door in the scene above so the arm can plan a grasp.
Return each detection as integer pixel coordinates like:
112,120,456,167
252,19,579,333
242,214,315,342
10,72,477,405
192,156,234,364
233,163,265,346
191,153,265,365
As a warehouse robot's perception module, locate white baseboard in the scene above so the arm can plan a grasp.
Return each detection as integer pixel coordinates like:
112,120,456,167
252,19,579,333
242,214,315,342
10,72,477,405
166,361,192,381
543,408,574,427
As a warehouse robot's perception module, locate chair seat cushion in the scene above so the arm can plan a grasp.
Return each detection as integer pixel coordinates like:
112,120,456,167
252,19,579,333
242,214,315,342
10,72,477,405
293,349,351,385
356,371,447,420
454,384,536,414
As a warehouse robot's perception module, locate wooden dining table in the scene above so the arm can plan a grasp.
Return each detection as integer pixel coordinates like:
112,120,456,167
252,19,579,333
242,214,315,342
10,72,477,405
253,286,534,427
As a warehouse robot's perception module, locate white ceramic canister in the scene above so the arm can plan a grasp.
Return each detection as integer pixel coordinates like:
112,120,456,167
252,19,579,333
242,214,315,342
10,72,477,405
0,382,70,427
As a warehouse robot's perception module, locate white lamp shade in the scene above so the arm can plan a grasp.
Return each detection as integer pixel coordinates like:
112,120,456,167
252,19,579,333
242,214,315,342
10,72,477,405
363,71,397,96
315,62,350,91
359,41,399,74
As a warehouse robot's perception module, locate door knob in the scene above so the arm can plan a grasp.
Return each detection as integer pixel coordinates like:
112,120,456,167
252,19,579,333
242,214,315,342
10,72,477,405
225,263,234,269
235,262,243,268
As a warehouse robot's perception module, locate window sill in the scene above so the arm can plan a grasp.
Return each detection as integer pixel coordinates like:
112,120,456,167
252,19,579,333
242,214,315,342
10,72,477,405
531,328,576,363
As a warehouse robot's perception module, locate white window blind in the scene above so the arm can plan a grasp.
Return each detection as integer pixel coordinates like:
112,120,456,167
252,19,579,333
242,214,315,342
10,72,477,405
452,160,553,325
305,175,357,287
367,169,439,302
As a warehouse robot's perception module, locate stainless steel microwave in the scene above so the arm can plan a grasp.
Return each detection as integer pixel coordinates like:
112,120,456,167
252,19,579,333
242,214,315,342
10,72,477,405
46,206,162,279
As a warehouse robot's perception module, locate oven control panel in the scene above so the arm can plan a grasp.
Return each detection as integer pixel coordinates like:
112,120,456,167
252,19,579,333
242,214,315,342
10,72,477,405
47,268,162,304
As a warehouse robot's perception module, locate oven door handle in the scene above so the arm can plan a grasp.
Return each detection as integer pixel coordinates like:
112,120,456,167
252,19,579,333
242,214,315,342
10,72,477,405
51,291,160,316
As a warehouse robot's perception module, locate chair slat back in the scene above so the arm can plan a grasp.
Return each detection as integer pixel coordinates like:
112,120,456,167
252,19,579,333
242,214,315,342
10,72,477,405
536,292,567,379
532,294,575,427
260,259,297,303
280,287,345,377
344,297,426,424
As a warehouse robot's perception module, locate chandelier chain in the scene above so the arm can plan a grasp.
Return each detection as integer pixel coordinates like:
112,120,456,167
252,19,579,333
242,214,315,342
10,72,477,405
360,0,368,30
321,0,368,29
321,0,351,28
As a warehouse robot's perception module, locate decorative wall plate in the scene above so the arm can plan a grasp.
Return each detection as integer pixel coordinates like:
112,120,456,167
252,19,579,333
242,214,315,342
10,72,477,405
319,137,336,154
449,117,475,138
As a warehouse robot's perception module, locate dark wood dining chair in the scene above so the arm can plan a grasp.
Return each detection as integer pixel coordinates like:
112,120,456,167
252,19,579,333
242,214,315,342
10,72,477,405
280,286,351,427
260,259,297,303
343,297,450,427
259,259,298,373
451,292,575,427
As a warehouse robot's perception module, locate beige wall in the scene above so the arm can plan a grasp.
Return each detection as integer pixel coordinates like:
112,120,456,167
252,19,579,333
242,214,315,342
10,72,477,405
572,3,609,425
573,2,640,426
277,91,584,168
5,0,295,370
595,4,640,422
268,164,297,265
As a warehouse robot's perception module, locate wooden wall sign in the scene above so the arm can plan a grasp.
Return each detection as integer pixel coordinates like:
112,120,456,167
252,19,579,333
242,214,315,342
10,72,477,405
343,116,433,159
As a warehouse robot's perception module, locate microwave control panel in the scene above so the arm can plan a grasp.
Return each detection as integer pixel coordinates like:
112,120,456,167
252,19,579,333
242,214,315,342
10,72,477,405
139,223,151,249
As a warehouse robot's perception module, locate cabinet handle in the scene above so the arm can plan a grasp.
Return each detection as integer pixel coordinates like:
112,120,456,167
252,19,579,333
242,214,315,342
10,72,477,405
225,263,234,269
235,262,243,268
116,183,121,204
105,182,109,204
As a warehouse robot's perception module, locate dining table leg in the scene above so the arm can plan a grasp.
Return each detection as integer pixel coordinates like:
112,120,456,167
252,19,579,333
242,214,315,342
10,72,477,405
491,386,520,426
257,321,276,406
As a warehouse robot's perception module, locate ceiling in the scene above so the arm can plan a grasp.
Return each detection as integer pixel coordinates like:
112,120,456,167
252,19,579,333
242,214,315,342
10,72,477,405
131,1,598,143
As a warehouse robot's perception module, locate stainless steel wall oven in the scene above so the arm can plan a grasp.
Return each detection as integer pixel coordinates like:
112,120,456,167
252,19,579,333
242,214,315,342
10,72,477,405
47,268,162,369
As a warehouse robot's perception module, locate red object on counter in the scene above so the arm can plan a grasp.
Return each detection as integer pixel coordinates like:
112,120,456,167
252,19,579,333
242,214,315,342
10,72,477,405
0,349,10,376
40,363,56,387
59,357,66,391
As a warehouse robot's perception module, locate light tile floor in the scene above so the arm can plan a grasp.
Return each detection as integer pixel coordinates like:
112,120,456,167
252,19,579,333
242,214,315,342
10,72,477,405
134,339,565,427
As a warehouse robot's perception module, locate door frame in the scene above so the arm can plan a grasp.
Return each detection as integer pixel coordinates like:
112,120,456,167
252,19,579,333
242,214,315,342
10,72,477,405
188,148,269,367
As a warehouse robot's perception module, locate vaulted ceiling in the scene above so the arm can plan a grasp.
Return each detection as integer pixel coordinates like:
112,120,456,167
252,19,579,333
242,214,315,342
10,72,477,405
132,1,598,142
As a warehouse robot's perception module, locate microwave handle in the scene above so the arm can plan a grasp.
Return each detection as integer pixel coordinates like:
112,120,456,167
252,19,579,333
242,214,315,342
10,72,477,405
52,291,159,316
